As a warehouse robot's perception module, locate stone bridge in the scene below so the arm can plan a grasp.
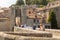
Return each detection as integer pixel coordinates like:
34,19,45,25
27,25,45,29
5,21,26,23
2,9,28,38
43,1,60,10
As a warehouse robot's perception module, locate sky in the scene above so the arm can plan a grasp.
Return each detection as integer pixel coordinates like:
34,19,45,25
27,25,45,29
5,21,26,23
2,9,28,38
0,0,17,7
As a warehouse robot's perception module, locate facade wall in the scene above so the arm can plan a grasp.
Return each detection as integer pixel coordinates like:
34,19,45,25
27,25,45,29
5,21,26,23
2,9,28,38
11,0,60,28
54,7,60,28
25,7,48,26
12,5,49,27
0,8,15,31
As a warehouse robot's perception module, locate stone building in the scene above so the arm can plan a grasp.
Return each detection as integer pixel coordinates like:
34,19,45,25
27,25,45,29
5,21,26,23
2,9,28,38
0,7,15,31
11,5,49,27
11,0,60,28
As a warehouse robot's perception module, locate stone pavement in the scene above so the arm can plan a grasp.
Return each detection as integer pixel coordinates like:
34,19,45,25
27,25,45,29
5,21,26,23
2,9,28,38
0,32,60,40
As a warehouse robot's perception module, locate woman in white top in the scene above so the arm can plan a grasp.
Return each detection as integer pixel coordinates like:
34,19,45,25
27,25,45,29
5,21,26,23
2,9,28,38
40,24,45,31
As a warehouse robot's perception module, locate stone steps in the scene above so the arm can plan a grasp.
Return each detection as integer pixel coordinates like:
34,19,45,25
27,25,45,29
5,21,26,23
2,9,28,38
14,27,60,38
11,27,52,37
45,29,60,38
16,37,60,40
0,32,59,40
6,32,52,37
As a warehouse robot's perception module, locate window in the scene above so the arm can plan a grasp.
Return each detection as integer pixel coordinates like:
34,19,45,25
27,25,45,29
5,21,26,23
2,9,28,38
57,2,58,4
43,10,46,13
29,11,31,14
35,15,37,18
52,3,55,5
15,9,17,17
48,4,51,6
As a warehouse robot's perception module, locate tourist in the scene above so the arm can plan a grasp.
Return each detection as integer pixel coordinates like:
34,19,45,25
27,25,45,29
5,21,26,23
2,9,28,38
40,24,45,31
38,25,40,28
24,24,27,28
21,25,24,28
33,24,36,30
43,24,45,31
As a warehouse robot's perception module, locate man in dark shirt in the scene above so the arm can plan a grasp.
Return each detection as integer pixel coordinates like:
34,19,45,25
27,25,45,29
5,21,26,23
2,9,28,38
33,24,36,30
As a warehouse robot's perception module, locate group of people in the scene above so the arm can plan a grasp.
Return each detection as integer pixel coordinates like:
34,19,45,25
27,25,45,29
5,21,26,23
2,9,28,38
33,24,45,31
21,24,45,31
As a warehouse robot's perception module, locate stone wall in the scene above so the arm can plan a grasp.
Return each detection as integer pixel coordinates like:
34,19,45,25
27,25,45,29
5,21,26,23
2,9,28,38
45,29,60,38
54,7,60,28
0,8,15,31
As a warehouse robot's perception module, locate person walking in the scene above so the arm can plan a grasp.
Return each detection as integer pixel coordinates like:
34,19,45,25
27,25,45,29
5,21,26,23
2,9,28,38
33,24,36,30
43,24,45,31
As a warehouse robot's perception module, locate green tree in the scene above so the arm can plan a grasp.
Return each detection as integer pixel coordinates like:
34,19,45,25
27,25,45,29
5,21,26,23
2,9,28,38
16,0,24,5
47,0,55,2
48,10,58,29
26,0,48,5
26,0,35,5
26,0,31,5
35,0,42,5
15,0,54,5
42,0,48,5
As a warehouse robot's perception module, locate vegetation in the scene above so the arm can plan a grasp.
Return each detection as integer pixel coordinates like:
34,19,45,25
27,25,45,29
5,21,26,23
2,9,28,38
16,0,55,5
38,5,44,8
42,0,48,6
48,10,58,29
26,0,54,5
16,0,24,5
47,0,55,2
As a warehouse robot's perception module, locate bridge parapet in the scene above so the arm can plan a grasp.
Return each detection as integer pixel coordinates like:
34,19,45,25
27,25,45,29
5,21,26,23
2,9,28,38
44,1,60,10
